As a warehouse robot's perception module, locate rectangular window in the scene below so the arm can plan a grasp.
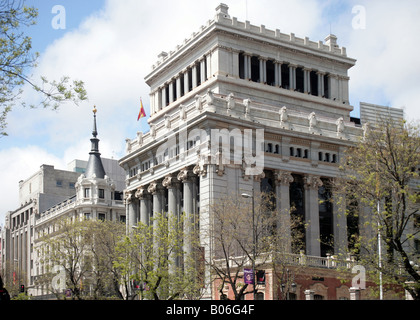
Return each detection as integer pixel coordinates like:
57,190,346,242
98,213,106,221
84,212,91,220
56,180,63,187
84,188,90,198
98,189,105,199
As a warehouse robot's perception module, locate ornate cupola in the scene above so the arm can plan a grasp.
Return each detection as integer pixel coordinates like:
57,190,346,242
85,106,106,179
75,106,115,207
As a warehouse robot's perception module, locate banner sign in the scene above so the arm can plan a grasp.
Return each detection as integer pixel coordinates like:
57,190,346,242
256,270,266,285
244,268,254,284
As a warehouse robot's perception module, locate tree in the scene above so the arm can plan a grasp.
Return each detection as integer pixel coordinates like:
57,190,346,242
38,217,92,299
38,218,127,300
208,191,278,300
86,219,126,299
114,212,203,300
338,119,420,299
0,0,87,136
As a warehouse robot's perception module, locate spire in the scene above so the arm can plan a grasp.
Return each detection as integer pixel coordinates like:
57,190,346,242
85,106,106,179
92,105,98,138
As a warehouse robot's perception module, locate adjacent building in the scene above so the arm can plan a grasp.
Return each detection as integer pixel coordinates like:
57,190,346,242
0,108,125,297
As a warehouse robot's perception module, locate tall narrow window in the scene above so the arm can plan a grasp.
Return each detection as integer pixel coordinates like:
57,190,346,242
196,62,201,86
310,71,318,96
323,74,329,98
165,85,170,106
180,73,185,96
84,188,90,198
188,68,193,91
281,64,290,89
266,60,275,86
290,174,306,254
251,56,259,82
295,67,304,92
319,178,333,256
172,80,177,102
239,52,245,79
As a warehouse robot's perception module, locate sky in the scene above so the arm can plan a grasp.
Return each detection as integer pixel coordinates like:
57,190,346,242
1,0,420,225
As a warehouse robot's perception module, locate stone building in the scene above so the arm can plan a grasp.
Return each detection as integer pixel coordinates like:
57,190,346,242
0,108,125,297
119,4,370,299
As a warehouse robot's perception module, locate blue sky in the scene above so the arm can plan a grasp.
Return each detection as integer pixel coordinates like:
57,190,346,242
1,0,420,224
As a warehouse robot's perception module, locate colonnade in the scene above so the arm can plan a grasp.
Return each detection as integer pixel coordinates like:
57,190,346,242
125,167,348,260
240,52,329,98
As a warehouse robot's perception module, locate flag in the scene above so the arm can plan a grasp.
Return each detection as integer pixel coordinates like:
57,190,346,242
137,98,146,121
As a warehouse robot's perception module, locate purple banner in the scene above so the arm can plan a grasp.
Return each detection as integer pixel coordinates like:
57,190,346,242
244,268,254,284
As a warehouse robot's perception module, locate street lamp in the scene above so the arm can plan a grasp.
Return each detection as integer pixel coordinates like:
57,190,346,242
241,188,256,300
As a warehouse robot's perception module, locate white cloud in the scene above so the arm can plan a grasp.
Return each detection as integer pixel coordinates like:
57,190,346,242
345,0,420,120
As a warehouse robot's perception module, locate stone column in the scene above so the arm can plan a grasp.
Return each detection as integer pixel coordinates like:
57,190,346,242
135,187,149,225
317,72,325,97
178,168,195,260
163,174,181,272
303,68,310,93
183,68,190,95
275,170,294,253
135,186,150,226
168,81,174,105
148,181,164,219
148,181,165,258
161,84,167,108
124,190,135,231
289,64,296,90
304,175,323,256
259,57,267,83
176,75,182,100
192,64,198,89
200,57,206,84
274,61,282,87
244,53,252,80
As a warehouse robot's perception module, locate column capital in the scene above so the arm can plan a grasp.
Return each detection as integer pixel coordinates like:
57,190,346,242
177,167,195,183
123,189,134,204
274,170,294,186
147,180,164,195
162,174,180,189
134,186,148,199
304,174,323,189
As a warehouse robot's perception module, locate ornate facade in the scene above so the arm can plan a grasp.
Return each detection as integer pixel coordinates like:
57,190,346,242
119,4,367,299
